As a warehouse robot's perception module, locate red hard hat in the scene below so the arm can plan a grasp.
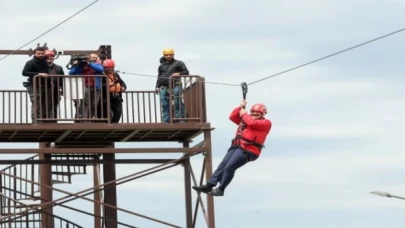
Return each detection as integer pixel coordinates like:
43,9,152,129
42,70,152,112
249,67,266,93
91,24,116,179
44,50,54,56
103,59,115,68
250,103,267,114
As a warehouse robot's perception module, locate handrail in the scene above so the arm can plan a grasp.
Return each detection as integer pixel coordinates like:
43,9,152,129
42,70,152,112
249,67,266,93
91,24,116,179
0,155,38,171
32,74,111,124
0,155,99,227
0,75,207,124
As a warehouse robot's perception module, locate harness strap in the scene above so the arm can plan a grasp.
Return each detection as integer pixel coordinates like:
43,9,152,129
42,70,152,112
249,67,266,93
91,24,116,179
232,135,265,149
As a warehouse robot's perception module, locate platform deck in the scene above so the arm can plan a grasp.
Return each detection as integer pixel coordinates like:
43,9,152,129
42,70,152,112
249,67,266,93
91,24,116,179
0,123,212,143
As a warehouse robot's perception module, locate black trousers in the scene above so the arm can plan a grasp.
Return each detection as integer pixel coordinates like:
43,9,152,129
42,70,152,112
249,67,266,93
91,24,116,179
110,95,123,123
97,91,123,123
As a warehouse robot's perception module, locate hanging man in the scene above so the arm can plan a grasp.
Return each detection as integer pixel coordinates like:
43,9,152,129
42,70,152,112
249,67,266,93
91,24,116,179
193,100,272,196
155,48,189,123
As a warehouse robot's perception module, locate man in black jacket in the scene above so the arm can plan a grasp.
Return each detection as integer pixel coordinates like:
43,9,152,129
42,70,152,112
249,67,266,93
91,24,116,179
44,50,64,119
22,47,52,122
155,48,189,123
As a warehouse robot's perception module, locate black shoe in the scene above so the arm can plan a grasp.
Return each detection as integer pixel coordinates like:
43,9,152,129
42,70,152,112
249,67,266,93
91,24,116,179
208,188,224,196
192,184,213,193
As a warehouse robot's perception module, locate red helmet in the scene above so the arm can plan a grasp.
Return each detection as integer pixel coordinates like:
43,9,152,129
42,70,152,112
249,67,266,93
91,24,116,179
103,59,115,68
44,50,54,56
250,103,267,114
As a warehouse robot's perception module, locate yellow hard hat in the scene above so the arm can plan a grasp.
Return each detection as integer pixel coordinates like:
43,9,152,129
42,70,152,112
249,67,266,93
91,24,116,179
163,48,174,55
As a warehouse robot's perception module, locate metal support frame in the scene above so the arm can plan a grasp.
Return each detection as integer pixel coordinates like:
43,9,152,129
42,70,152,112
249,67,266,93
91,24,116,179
39,142,54,228
0,43,216,228
0,147,205,154
93,156,102,228
0,150,215,227
0,159,174,165
103,143,118,228
0,43,111,60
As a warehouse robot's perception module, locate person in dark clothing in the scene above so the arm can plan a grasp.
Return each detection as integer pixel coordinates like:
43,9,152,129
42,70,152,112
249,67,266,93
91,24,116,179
96,73,109,122
155,48,189,123
44,50,64,119
99,59,127,123
22,47,52,122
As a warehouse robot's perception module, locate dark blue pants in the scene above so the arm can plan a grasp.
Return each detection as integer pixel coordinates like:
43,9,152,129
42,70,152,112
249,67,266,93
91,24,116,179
208,146,258,192
159,86,186,123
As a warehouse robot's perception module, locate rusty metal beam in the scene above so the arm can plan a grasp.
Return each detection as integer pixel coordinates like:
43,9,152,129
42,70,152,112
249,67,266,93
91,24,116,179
192,140,205,148
140,130,154,140
0,123,212,131
55,130,72,142
75,130,87,140
204,129,216,228
37,131,47,140
8,130,18,140
39,143,53,228
103,151,118,228
120,130,140,142
0,147,204,154
168,130,183,139
183,141,193,228
7,163,180,227
0,159,173,165
0,185,135,227
93,162,102,228
0,49,98,57
0,192,84,228
103,130,116,140
190,157,209,227
1,153,201,227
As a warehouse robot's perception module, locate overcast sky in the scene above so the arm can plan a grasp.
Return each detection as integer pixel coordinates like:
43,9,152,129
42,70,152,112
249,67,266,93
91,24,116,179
1,0,405,227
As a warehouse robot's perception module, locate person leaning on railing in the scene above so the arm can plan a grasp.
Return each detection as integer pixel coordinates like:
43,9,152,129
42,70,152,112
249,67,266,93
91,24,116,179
22,46,53,122
155,48,189,123
100,59,127,123
68,54,104,121
44,50,64,120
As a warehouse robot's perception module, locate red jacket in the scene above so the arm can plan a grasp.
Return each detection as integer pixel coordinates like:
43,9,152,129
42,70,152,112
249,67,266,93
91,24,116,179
82,65,96,87
229,107,272,156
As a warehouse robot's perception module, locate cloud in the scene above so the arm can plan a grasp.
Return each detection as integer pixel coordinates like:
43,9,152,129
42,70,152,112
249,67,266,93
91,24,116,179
1,0,405,227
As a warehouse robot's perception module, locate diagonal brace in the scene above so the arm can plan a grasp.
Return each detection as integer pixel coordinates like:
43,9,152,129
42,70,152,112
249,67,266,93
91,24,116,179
0,152,201,227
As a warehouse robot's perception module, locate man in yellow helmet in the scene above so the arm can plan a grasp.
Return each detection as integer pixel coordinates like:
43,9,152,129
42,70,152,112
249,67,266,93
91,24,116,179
155,48,189,123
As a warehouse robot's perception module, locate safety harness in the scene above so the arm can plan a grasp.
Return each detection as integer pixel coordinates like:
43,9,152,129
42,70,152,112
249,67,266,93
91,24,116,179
108,72,122,97
232,135,265,149
231,121,265,150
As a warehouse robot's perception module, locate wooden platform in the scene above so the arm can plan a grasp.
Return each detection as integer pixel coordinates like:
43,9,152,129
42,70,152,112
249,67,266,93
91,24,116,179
0,123,213,143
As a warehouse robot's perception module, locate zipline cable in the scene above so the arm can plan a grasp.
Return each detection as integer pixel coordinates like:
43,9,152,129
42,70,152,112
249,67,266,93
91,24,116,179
247,26,405,86
0,0,100,63
121,26,405,88
118,71,240,86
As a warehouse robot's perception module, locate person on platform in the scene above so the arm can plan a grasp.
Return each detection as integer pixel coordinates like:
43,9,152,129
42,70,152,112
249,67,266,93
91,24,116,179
100,59,127,123
21,47,52,122
68,53,103,120
192,100,272,196
44,50,64,119
155,48,189,123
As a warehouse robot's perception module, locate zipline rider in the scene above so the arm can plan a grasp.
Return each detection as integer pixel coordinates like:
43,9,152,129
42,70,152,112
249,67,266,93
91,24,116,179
193,99,272,196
